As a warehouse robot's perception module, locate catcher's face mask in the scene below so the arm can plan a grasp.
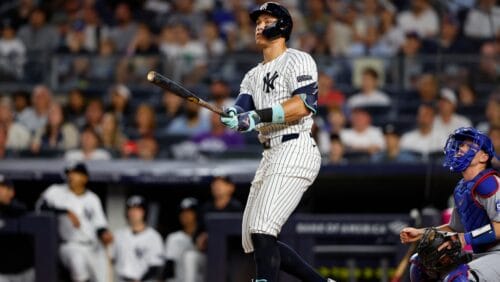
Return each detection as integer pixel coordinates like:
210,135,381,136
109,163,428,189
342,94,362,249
443,127,493,172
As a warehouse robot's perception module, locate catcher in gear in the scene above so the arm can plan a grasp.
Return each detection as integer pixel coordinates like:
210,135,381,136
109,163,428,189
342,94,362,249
400,127,500,281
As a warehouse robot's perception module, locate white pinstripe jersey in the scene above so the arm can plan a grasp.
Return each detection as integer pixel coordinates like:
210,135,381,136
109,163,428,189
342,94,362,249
239,48,318,139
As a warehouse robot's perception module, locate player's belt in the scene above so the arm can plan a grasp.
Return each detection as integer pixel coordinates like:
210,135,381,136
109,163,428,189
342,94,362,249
262,132,312,150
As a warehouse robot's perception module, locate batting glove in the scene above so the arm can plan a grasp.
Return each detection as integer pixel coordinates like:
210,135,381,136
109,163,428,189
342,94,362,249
220,107,238,129
237,111,261,132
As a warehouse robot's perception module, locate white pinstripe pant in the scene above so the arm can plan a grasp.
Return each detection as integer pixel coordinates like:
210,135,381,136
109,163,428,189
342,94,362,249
242,132,321,253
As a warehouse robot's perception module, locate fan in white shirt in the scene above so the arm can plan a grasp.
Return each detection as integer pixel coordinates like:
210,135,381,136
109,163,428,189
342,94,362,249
400,103,442,155
340,107,385,155
347,67,391,109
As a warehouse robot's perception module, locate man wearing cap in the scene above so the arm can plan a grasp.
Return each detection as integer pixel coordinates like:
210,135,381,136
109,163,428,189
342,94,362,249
0,175,34,282
434,88,472,145
36,162,113,282
163,197,200,282
113,195,164,282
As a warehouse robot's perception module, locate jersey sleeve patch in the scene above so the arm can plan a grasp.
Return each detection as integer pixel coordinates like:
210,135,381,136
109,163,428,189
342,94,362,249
475,175,499,198
292,82,318,114
297,75,313,83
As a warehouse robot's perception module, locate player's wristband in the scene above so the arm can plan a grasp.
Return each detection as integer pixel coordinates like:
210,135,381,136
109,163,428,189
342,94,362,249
464,224,496,246
255,104,285,124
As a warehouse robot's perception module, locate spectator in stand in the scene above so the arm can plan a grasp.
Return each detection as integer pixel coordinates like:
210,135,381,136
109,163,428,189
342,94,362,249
318,72,345,108
475,42,500,84
80,7,103,53
379,7,405,56
464,0,500,40
1,0,36,28
347,67,391,109
31,102,79,154
400,103,443,156
17,7,58,81
58,20,91,54
192,112,244,153
100,112,127,153
161,90,184,128
413,73,438,104
0,19,26,80
201,21,226,57
89,38,117,83
17,8,58,54
131,103,156,139
0,97,30,151
200,78,235,120
327,133,347,165
354,0,382,40
457,83,477,108
165,102,210,137
488,126,500,167
340,107,385,155
103,2,138,53
106,84,132,128
372,124,416,163
433,88,473,145
64,125,111,161
348,22,394,57
0,124,9,158
226,7,256,52
304,0,330,34
168,0,205,37
64,89,87,129
164,197,200,282
135,136,159,160
84,98,104,132
429,15,472,54
325,4,356,56
12,90,30,118
17,84,52,133
477,93,500,132
396,0,439,38
160,21,207,85
396,31,425,89
126,23,158,55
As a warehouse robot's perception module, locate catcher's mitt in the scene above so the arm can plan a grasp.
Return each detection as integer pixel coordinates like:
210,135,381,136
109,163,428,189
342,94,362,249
416,228,471,274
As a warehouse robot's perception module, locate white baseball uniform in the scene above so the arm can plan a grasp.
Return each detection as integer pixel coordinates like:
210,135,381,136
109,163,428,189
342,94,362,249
36,184,110,282
164,230,196,282
238,48,321,253
113,227,164,281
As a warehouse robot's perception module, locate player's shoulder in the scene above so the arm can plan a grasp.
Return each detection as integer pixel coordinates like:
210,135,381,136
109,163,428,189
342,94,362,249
43,184,68,195
285,48,316,63
145,227,163,240
474,170,499,198
165,230,185,242
114,228,130,238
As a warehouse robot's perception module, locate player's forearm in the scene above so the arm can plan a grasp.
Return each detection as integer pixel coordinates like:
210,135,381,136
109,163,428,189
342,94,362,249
437,224,455,232
281,95,311,122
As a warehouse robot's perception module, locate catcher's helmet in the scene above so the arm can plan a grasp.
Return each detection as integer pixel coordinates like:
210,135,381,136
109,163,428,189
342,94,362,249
250,2,293,41
443,127,496,172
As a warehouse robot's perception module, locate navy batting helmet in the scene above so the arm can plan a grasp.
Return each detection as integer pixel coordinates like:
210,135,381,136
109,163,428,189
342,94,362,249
443,127,496,172
250,2,293,41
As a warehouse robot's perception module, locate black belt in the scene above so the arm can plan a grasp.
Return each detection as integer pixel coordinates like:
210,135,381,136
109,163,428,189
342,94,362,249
262,133,312,150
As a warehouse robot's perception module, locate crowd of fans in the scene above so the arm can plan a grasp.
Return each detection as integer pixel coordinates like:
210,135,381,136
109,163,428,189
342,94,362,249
0,0,499,165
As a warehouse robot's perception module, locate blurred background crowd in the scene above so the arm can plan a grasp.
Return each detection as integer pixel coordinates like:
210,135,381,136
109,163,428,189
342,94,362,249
0,0,499,165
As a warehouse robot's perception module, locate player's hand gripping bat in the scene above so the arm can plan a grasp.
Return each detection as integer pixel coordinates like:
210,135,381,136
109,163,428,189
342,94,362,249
147,71,229,117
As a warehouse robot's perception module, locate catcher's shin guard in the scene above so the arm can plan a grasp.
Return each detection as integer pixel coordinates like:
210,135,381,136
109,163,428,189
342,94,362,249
443,264,470,282
409,253,435,282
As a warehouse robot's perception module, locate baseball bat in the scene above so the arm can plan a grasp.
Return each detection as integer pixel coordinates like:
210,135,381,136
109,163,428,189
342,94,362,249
147,71,229,117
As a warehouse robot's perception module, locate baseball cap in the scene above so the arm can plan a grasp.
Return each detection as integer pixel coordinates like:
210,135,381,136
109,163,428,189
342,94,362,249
0,174,14,188
179,197,198,211
64,162,89,176
126,195,146,209
212,174,233,184
112,84,131,99
440,88,457,106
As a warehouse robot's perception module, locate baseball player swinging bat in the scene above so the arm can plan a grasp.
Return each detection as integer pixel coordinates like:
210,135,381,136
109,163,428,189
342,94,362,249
146,71,229,117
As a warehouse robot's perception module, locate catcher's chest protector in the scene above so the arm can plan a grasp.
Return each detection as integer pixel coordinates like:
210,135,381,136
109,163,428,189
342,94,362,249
454,168,497,253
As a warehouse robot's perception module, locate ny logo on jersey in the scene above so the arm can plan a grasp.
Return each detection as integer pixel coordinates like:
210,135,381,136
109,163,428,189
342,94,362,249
135,246,146,259
263,71,279,93
84,207,93,221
